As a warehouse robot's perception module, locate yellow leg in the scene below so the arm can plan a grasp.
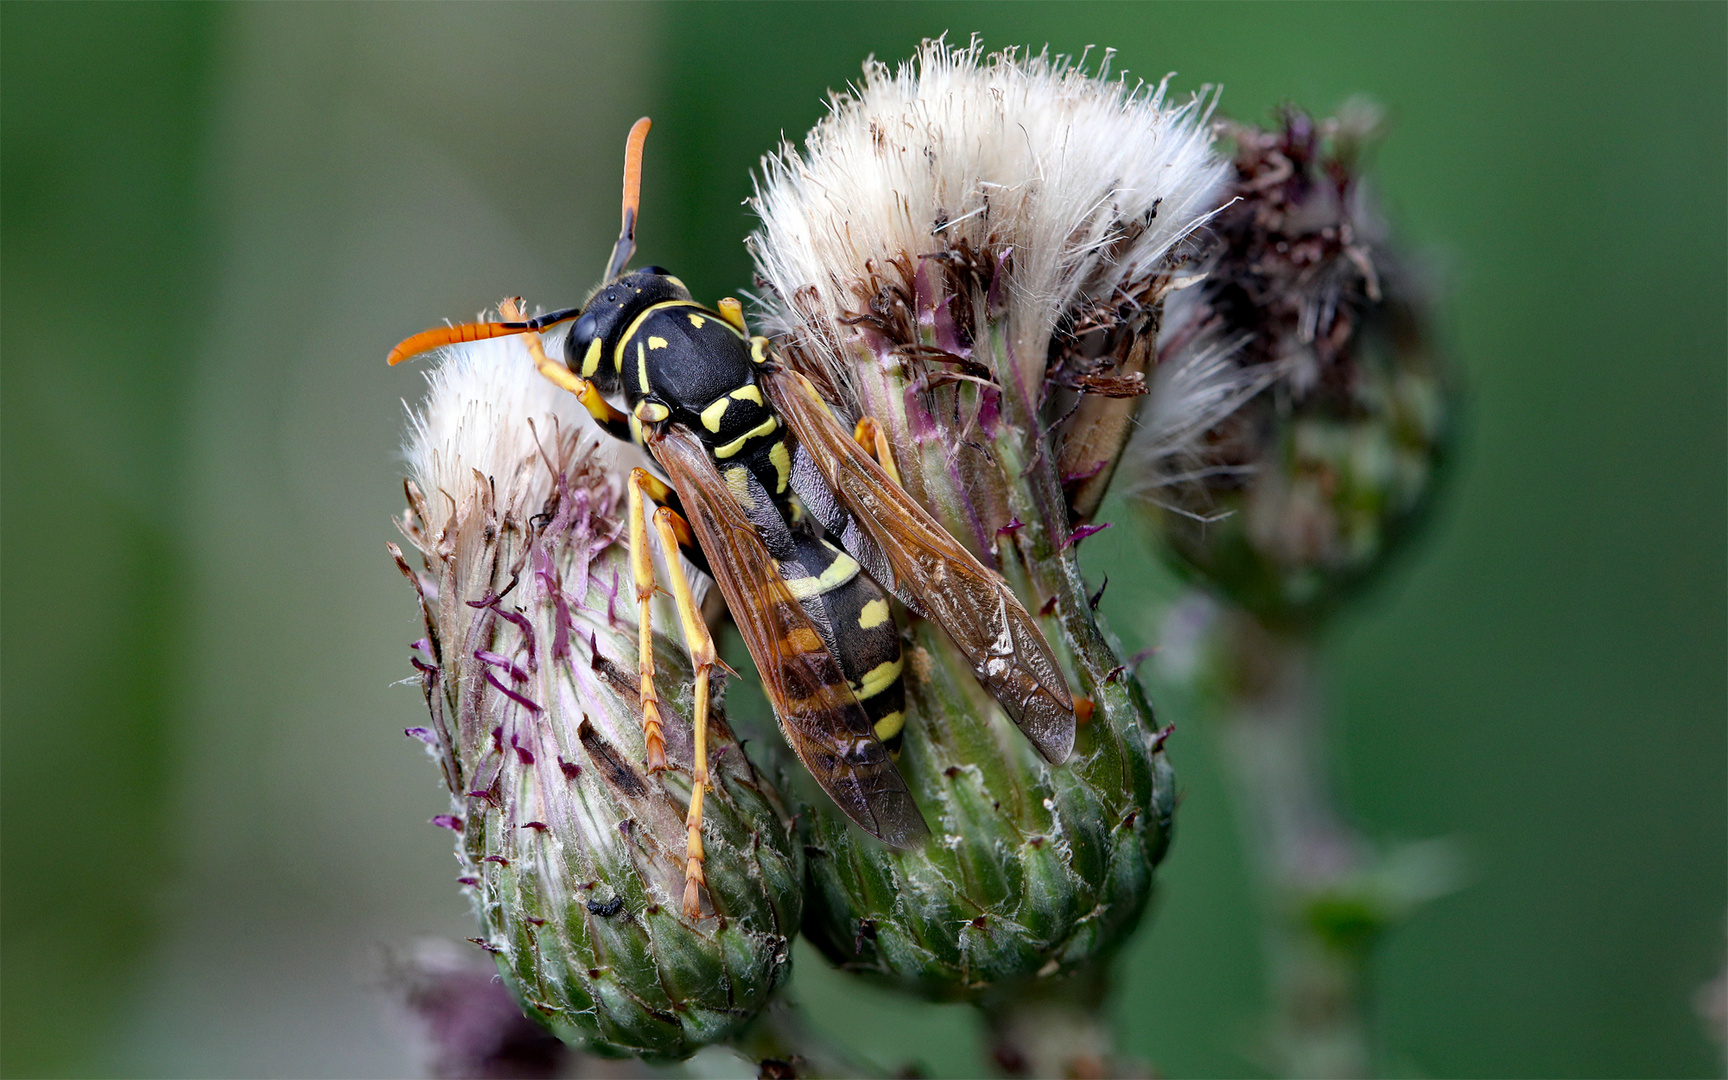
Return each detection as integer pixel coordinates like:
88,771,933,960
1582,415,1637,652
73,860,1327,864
716,297,748,334
627,469,669,772
653,506,716,919
500,297,631,432
853,416,903,488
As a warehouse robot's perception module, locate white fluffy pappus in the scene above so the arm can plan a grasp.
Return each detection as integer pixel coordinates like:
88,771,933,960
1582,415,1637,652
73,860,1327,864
749,37,1231,394
1128,285,1278,510
401,332,705,603
402,333,595,517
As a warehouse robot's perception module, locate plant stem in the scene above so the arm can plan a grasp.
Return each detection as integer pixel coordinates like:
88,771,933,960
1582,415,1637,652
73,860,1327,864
1215,609,1372,1080
725,998,886,1079
976,962,1150,1080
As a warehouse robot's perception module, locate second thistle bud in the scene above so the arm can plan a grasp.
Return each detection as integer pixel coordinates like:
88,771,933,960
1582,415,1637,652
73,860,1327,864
1132,104,1454,626
392,334,801,1059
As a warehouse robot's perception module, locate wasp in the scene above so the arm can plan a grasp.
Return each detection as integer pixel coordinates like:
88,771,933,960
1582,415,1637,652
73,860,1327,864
389,119,1074,917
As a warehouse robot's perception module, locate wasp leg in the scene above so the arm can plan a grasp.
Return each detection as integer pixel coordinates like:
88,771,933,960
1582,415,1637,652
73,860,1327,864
716,297,748,334
502,297,633,441
627,469,671,772
853,416,904,489
651,504,716,919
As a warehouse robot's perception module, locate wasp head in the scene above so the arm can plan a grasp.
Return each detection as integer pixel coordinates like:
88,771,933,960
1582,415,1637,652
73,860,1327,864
562,267,692,394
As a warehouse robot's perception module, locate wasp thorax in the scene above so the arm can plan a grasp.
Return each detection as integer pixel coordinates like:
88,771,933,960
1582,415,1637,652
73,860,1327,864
394,330,801,1060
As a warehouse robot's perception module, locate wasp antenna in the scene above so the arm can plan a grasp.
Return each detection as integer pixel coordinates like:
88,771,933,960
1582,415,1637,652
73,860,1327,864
385,320,529,366
603,117,652,283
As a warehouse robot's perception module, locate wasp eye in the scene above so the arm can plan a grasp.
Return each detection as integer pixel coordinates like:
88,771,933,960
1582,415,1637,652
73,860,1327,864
565,311,600,368
570,311,598,347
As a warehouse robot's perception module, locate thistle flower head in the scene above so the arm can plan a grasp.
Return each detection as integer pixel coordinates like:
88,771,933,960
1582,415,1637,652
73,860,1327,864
1129,104,1454,624
752,38,1225,380
751,37,1230,529
392,327,801,1059
746,41,1207,997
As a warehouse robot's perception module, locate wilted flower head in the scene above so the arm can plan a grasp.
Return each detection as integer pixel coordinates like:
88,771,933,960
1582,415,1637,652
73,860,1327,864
1129,104,1454,624
747,39,1212,997
391,328,801,1059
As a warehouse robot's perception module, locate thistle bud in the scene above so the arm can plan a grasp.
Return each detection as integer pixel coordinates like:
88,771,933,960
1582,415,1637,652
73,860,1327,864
391,331,801,1059
1129,104,1454,625
748,39,1222,995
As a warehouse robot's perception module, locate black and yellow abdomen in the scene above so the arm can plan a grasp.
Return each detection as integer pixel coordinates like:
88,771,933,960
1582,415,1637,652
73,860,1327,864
781,530,906,752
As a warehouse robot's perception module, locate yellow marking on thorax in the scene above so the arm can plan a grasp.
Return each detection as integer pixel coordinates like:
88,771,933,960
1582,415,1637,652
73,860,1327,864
858,598,891,630
628,412,644,445
647,335,668,350
634,400,669,423
713,415,778,458
635,341,650,394
687,313,706,329
853,657,904,701
750,337,771,365
581,337,603,377
700,396,731,433
768,440,791,494
872,710,906,742
614,300,693,373
730,385,763,406
781,552,859,601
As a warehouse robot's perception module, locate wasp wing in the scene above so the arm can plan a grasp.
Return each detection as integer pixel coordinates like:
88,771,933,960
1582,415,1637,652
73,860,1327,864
649,423,928,848
763,368,1076,764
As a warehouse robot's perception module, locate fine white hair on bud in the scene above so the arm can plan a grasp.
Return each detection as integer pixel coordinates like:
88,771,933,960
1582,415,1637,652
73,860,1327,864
749,36,1230,409
1125,284,1277,512
403,332,589,519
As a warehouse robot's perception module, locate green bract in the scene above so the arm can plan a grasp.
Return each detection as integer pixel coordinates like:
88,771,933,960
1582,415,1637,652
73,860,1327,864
800,618,1175,997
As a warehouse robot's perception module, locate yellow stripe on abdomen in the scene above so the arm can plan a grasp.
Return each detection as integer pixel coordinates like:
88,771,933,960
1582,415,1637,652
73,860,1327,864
782,552,860,600
714,416,778,458
768,440,791,494
857,598,891,629
872,710,906,742
852,656,904,702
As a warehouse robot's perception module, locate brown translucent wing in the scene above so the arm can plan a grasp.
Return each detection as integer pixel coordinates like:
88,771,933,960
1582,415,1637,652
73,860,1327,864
649,424,928,848
763,368,1076,764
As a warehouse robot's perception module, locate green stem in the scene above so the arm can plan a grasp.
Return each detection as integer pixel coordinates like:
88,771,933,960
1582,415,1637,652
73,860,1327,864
976,962,1149,1079
724,998,887,1079
1215,610,1372,1080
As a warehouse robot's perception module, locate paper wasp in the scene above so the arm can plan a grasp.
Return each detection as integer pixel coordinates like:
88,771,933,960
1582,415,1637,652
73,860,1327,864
389,119,1074,917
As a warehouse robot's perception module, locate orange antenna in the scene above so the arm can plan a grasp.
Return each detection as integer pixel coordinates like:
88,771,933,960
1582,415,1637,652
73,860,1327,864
387,320,525,366
603,117,652,283
385,304,583,366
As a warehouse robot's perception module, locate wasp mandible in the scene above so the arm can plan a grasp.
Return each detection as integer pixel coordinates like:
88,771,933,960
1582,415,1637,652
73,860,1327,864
389,119,1074,917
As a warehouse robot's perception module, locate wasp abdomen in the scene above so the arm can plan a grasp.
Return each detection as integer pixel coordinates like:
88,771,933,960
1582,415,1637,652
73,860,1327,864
782,530,906,752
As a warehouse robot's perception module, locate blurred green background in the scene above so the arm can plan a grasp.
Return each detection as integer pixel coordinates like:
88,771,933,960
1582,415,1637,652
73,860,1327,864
3,3,1722,1076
